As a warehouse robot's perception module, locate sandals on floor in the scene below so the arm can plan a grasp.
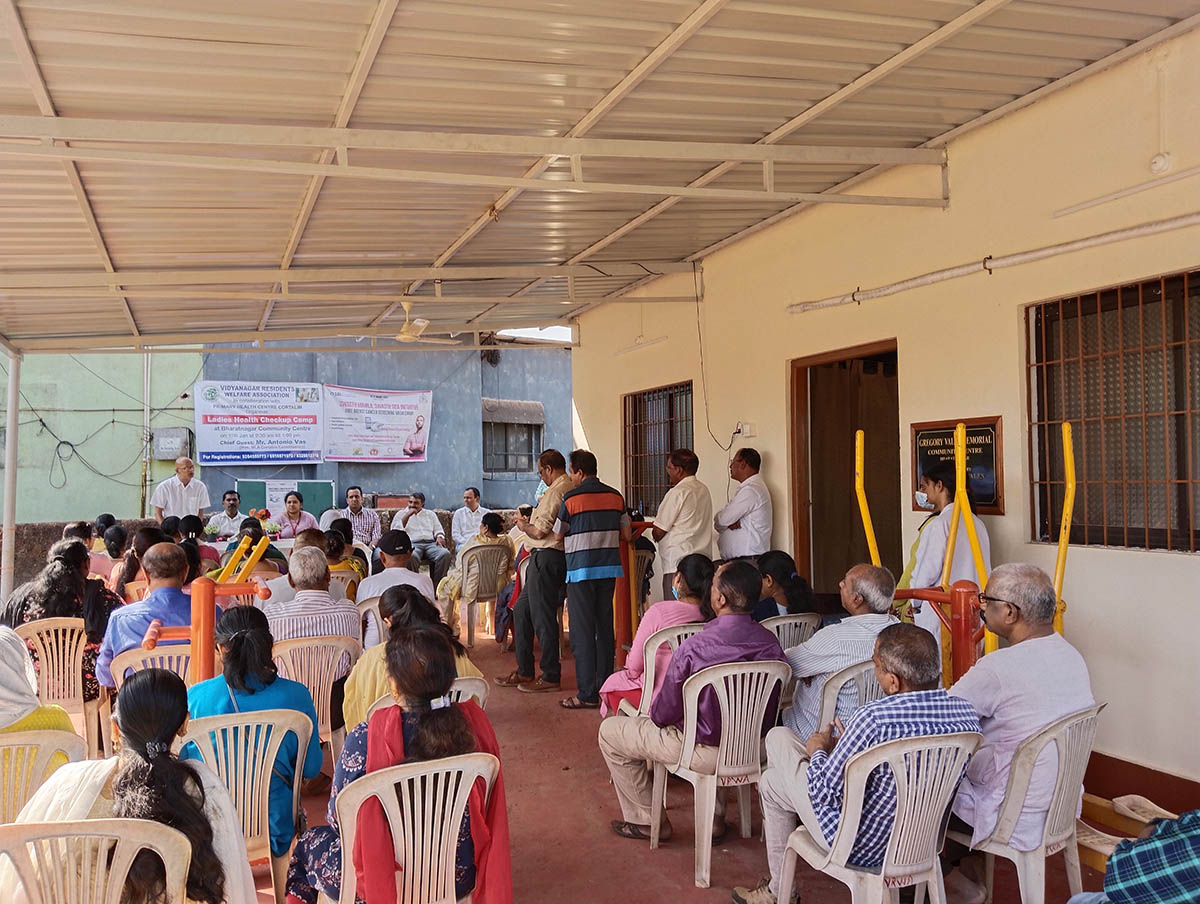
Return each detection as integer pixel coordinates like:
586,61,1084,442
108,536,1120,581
559,695,600,709
611,820,671,842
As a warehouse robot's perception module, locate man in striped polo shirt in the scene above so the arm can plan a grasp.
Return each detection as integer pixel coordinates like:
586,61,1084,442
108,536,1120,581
554,449,632,709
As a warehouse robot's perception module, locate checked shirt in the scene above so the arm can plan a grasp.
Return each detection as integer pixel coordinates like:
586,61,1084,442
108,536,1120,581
806,688,981,868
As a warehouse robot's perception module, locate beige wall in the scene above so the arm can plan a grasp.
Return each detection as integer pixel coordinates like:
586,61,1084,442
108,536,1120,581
573,31,1200,780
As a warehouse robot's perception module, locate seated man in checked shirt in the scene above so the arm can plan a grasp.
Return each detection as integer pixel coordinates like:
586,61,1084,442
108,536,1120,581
732,623,982,904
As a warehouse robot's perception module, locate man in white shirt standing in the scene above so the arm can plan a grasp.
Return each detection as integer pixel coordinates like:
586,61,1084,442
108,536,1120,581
451,486,490,549
399,491,452,585
714,447,772,560
151,456,211,522
651,449,713,599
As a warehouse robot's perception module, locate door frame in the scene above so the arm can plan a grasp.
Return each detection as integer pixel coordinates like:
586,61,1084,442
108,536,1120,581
789,338,898,583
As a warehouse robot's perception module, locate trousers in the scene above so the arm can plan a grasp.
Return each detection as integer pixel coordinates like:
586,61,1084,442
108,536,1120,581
409,540,452,585
566,578,616,703
759,725,823,894
513,547,566,682
597,713,719,825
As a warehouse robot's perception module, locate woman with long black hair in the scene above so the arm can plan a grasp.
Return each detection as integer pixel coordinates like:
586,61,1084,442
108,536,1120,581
287,625,513,904
111,525,169,601
3,668,256,904
751,549,815,621
3,539,124,702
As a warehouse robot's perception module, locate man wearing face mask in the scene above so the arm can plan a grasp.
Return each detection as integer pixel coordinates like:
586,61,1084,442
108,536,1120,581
900,459,991,664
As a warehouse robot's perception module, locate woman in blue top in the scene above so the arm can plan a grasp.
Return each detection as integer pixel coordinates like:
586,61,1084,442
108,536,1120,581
184,606,323,859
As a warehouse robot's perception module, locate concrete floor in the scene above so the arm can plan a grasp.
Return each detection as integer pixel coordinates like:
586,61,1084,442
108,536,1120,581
266,633,1103,904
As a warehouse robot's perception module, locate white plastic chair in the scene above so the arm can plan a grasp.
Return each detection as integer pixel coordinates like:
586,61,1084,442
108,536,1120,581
631,546,656,619
448,675,489,709
315,752,499,904
761,613,822,650
273,635,362,762
110,643,192,691
0,730,87,823
357,595,382,646
366,676,490,721
816,659,886,729
457,544,512,648
945,703,1106,904
616,622,706,717
328,571,356,600
649,659,792,888
15,618,109,758
180,709,313,904
779,731,984,904
0,818,191,904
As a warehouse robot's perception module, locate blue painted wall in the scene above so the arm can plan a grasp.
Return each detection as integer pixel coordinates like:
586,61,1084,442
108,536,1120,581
201,341,571,512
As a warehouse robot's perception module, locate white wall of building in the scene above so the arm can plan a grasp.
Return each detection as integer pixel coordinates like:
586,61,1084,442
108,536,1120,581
573,31,1200,781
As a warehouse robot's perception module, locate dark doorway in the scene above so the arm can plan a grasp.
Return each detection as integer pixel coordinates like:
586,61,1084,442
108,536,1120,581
790,341,901,593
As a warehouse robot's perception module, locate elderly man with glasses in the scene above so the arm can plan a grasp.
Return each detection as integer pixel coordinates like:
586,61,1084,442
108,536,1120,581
941,562,1095,901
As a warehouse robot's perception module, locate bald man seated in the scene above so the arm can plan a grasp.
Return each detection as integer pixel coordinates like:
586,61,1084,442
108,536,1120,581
95,542,220,689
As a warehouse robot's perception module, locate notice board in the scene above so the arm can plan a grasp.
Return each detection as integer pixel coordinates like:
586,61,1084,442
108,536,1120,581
910,416,1004,515
235,479,336,519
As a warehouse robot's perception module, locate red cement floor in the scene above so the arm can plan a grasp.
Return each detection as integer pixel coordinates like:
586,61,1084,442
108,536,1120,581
267,634,1105,904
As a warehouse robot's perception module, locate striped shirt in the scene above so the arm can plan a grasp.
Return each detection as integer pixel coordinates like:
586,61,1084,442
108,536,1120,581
806,689,981,868
554,476,630,583
783,612,899,740
263,589,361,679
1104,809,1200,904
341,506,382,545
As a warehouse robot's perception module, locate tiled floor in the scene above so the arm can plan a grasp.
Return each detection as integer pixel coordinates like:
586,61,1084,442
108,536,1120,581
270,634,1105,903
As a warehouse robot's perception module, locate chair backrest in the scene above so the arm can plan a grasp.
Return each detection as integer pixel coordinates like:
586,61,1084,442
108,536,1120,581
328,571,356,598
633,622,707,716
761,613,821,650
817,659,885,729
448,676,489,709
0,730,87,823
517,555,529,587
273,636,363,743
179,709,313,861
827,732,982,879
109,643,192,691
677,660,791,782
366,693,394,719
14,619,88,709
983,702,1107,851
124,580,149,602
459,544,512,603
357,596,382,642
632,547,655,616
0,818,191,904
330,752,499,904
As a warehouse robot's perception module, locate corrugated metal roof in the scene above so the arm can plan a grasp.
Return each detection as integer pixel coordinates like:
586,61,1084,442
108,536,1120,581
0,0,1196,351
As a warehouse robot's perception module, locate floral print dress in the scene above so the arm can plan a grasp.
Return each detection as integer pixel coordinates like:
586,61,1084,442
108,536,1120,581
286,714,476,904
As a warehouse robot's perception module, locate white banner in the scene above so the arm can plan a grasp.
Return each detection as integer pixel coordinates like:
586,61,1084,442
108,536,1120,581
194,381,323,466
323,384,433,462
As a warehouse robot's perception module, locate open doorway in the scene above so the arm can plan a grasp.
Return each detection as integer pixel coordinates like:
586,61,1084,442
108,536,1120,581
790,341,901,593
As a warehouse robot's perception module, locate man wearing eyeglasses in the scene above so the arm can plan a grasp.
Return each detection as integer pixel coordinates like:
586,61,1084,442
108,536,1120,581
941,563,1095,902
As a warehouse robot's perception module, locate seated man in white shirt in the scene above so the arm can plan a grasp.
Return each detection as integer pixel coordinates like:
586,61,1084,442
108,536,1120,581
651,448,713,599
356,529,437,647
255,529,346,608
943,563,1095,900
779,563,899,744
451,486,490,549
205,489,246,539
714,448,773,560
262,546,361,734
398,491,451,585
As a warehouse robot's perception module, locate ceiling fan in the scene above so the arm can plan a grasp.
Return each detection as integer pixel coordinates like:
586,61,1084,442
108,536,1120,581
394,299,459,345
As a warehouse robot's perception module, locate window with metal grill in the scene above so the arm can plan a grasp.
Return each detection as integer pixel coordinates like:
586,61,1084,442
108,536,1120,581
1027,270,1199,551
622,381,694,516
483,422,541,474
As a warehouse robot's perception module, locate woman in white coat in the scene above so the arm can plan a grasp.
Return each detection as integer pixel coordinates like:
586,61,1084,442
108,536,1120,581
2,668,256,904
905,458,991,662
